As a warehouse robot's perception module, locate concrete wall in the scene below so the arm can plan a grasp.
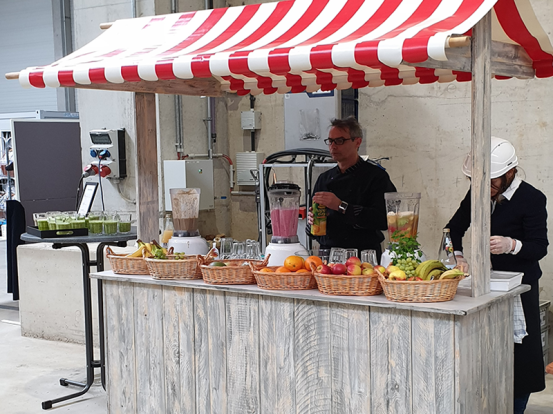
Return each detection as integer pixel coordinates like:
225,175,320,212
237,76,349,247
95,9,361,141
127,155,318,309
59,0,553,355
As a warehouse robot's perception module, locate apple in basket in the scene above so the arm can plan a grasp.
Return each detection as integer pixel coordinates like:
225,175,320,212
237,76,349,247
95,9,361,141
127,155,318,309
332,263,347,275
347,264,362,276
362,267,376,276
316,264,332,274
210,262,227,267
374,265,387,277
345,256,362,267
361,262,373,270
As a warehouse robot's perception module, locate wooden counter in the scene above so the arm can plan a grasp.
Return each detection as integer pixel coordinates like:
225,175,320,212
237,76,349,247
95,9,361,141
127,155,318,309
92,271,527,414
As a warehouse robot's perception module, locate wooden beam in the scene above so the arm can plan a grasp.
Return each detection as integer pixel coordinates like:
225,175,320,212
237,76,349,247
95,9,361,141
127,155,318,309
76,78,222,97
135,93,159,242
100,22,113,29
470,13,492,297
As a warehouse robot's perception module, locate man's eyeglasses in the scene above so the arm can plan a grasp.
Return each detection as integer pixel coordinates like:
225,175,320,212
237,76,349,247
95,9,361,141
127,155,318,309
324,137,356,145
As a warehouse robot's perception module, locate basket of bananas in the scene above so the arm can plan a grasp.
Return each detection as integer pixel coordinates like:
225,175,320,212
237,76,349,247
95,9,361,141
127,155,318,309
106,241,151,275
376,260,465,303
143,240,202,280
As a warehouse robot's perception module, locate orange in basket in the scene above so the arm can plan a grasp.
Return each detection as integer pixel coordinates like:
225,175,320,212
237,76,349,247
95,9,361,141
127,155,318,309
276,266,289,273
284,256,304,271
259,267,273,273
296,269,311,273
304,256,322,271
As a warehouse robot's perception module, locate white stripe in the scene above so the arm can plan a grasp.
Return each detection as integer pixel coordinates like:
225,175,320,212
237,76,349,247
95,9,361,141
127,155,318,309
209,52,232,76
43,68,61,88
137,61,158,81
331,43,359,69
288,46,312,72
104,63,124,83
323,0,386,44
246,0,313,51
73,66,91,85
172,56,194,79
428,0,500,60
18,69,31,88
359,0,424,41
157,12,212,58
172,6,245,56
207,2,278,54
248,49,271,74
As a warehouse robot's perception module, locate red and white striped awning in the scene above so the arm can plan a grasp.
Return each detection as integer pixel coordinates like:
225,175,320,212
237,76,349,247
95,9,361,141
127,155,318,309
15,0,553,95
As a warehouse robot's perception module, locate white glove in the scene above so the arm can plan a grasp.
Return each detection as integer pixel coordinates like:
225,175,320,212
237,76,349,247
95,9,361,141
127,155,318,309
455,256,469,273
490,236,514,255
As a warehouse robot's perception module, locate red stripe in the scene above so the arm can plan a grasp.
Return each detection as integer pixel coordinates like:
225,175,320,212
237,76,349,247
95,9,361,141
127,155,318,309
89,68,108,83
169,12,196,34
161,8,228,56
58,70,76,86
121,66,141,82
227,51,275,89
414,67,438,84
191,55,213,78
340,0,404,43
155,62,175,80
142,16,165,30
494,0,553,78
29,71,46,88
268,47,292,75
453,70,471,82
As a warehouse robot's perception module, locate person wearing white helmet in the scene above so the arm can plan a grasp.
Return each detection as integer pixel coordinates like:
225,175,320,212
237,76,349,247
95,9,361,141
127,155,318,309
446,137,548,414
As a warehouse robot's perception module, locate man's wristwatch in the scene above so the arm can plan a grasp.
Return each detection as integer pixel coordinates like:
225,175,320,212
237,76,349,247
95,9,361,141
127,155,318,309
338,200,348,214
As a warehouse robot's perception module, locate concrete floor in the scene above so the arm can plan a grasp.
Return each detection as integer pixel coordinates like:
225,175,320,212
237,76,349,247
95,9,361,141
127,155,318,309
0,239,551,413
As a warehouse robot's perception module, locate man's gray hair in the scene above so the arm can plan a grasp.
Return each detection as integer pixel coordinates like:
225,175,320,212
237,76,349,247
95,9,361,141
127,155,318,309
330,116,363,139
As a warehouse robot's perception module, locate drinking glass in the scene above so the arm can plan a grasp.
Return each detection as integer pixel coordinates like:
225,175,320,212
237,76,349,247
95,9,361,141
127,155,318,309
55,213,72,230
70,213,87,229
118,213,132,234
47,211,61,230
318,248,331,264
88,212,104,234
230,241,246,259
246,239,261,260
361,249,378,266
329,247,346,264
34,213,49,231
344,248,358,260
219,237,234,259
103,212,119,235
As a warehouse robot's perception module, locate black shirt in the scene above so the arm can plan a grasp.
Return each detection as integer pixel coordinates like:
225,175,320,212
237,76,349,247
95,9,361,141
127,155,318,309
310,157,396,253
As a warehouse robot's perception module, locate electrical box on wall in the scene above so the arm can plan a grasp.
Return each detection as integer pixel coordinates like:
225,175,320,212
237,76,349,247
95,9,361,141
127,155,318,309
89,129,127,179
235,152,265,185
241,110,262,130
164,160,214,210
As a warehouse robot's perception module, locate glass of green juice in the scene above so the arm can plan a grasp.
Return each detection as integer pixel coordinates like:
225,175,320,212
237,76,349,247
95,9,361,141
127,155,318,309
70,213,87,229
55,214,72,230
34,213,49,231
117,213,132,234
47,211,61,230
88,212,104,234
103,213,119,235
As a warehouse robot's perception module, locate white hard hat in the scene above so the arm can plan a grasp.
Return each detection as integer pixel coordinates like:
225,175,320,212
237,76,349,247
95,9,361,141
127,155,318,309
462,136,518,179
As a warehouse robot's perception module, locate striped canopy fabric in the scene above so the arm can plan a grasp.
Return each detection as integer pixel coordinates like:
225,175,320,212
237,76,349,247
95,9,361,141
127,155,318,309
17,0,553,95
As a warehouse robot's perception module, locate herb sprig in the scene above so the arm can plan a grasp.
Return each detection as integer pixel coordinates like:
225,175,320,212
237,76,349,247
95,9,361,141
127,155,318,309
388,231,422,265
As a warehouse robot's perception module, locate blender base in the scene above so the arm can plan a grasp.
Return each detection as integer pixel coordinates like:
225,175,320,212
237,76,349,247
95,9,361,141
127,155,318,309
168,236,209,255
265,242,308,267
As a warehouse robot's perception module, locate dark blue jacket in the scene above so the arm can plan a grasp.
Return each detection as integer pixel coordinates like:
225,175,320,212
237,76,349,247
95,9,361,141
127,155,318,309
446,181,548,284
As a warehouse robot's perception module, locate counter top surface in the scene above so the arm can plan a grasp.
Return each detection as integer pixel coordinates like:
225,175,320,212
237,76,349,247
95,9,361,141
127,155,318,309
91,270,529,316
21,228,138,244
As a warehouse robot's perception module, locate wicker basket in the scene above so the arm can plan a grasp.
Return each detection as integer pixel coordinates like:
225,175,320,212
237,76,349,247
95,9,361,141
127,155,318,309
145,253,202,280
314,272,383,296
198,254,266,285
249,263,317,290
106,246,149,275
376,271,464,303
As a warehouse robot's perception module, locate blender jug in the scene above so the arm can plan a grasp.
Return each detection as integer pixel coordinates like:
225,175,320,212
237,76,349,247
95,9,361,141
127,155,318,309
384,192,421,242
170,188,201,237
268,182,301,244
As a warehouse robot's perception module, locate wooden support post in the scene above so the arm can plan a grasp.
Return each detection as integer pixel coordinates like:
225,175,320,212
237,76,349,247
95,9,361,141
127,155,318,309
471,13,492,297
135,92,159,242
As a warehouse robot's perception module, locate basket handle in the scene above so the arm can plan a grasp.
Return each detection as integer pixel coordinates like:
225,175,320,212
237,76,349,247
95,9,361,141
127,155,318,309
259,254,270,268
308,261,318,274
167,246,174,255
105,246,115,256
142,247,154,259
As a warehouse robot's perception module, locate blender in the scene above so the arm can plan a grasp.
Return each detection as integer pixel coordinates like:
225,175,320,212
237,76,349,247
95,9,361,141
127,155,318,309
380,192,425,267
265,181,308,266
167,188,208,255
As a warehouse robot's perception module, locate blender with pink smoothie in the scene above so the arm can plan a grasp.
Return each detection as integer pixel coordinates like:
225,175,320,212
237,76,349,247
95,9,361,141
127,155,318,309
265,181,308,266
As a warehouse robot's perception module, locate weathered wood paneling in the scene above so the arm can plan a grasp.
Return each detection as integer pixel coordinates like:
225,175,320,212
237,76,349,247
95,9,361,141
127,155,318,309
370,307,411,414
162,286,196,414
194,290,227,414
294,299,332,413
259,295,296,414
225,293,259,414
455,310,482,413
329,302,371,413
411,311,455,414
104,281,136,414
134,284,166,414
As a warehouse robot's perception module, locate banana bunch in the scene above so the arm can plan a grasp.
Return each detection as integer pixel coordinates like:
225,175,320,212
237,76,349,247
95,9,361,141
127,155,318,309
126,239,154,258
415,260,447,281
439,268,465,280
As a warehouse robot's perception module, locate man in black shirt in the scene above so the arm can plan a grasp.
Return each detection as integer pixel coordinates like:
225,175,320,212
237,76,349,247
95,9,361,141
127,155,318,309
308,117,396,257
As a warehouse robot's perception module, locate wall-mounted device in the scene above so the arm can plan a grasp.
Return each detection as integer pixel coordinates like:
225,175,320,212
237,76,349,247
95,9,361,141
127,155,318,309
235,152,265,186
89,129,127,179
164,160,214,211
241,110,262,130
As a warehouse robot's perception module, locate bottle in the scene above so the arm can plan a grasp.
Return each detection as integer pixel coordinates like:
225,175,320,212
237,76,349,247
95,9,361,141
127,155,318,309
161,213,174,248
438,228,457,269
311,202,327,236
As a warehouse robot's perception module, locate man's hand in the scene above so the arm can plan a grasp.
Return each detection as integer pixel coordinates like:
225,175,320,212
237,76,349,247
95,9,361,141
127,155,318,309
490,236,514,254
455,256,469,273
307,207,314,226
312,191,341,211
